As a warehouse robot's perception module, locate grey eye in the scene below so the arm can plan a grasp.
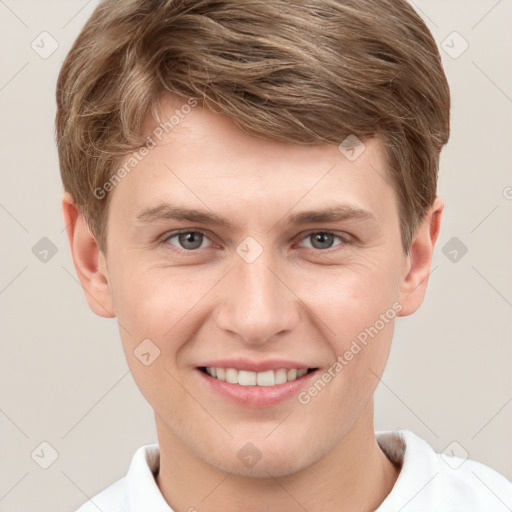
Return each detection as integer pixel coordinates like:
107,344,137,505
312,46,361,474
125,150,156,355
166,231,207,250
307,232,336,250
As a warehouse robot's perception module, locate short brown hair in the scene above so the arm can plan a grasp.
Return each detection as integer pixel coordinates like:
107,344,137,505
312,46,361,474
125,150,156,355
55,0,450,254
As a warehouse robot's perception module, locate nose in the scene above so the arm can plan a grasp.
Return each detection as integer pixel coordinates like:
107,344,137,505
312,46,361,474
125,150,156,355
214,248,301,346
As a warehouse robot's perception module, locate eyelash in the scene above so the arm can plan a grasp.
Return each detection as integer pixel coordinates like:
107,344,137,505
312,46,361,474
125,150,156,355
160,229,351,254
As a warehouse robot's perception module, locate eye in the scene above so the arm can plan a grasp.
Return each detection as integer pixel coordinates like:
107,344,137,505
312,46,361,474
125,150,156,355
160,229,349,254
299,231,347,251
163,230,212,251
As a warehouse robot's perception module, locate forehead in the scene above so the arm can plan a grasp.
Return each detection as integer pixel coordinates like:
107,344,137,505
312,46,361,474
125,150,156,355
109,95,399,231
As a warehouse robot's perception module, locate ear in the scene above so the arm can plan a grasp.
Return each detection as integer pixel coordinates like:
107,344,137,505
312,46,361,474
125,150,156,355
62,192,115,318
397,196,443,317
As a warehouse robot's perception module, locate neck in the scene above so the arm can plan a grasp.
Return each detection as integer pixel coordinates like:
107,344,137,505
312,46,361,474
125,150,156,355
155,401,400,512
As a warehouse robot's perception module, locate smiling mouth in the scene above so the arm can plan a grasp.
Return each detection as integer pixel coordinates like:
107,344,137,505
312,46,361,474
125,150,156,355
199,367,318,386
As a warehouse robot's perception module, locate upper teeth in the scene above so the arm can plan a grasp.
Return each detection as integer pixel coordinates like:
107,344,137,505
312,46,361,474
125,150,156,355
205,367,309,386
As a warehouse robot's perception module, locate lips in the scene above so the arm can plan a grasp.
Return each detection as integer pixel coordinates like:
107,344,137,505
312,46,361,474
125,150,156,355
196,360,319,407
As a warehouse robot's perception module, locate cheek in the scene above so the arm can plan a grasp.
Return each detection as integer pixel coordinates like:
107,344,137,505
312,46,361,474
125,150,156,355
110,263,223,375
291,254,401,345
111,263,200,335
109,265,197,404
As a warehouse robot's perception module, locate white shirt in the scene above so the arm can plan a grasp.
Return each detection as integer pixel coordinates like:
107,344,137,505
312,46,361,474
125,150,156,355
75,430,512,511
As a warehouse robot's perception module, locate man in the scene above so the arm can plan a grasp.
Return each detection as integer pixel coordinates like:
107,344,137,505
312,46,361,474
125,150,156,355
56,0,512,510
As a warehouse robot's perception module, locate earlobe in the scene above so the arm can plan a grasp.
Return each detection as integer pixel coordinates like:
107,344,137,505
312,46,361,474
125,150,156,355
397,196,444,317
62,192,115,318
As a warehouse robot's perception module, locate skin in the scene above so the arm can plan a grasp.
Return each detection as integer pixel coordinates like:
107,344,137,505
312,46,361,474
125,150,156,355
63,94,443,512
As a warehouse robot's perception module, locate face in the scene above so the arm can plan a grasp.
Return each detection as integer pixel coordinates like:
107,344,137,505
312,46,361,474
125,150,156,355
101,95,410,477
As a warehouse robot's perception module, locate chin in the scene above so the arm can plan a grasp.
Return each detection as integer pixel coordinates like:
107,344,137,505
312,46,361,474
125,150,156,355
213,452,312,478
199,436,322,479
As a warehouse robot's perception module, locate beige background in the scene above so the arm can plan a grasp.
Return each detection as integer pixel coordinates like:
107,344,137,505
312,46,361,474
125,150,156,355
0,1,511,511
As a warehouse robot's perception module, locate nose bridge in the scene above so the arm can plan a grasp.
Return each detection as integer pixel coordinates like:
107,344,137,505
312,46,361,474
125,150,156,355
216,241,299,344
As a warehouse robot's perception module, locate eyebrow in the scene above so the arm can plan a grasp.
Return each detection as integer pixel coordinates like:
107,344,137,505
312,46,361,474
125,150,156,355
133,203,377,230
